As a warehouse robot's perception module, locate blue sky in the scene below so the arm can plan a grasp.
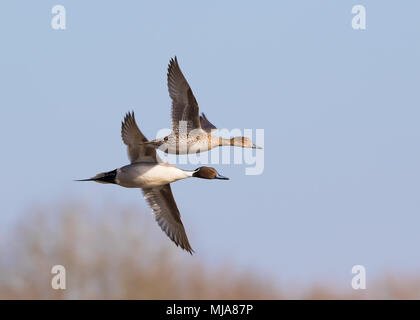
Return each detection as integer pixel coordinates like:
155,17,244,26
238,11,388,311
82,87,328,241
1,1,420,286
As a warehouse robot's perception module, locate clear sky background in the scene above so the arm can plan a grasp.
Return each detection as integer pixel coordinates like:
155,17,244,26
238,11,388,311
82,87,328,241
1,1,419,287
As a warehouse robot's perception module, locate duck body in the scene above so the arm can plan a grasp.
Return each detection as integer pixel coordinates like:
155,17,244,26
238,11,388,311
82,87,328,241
77,112,229,254
144,57,261,155
116,163,192,188
154,131,221,154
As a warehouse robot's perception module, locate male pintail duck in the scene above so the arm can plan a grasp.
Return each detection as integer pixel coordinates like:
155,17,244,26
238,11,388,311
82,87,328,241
77,112,229,254
143,57,262,154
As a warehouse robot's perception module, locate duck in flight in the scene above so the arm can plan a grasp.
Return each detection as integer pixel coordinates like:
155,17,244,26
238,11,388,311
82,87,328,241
144,57,262,154
77,112,229,254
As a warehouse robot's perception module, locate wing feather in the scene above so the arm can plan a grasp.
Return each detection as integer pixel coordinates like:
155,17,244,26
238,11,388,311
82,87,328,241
199,112,217,133
121,112,159,163
142,185,193,254
167,57,201,133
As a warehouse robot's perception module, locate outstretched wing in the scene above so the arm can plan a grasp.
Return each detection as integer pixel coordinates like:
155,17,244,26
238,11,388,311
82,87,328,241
167,57,201,134
121,112,159,163
199,112,217,133
142,185,193,254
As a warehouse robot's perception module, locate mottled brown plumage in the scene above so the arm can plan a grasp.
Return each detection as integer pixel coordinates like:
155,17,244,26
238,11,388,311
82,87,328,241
144,57,262,154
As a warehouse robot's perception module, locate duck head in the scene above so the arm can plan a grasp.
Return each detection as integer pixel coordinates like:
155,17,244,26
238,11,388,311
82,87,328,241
230,136,262,149
192,167,229,180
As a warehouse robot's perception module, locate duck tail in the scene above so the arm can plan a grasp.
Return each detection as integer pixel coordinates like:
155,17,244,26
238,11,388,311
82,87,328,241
138,139,164,147
75,169,117,184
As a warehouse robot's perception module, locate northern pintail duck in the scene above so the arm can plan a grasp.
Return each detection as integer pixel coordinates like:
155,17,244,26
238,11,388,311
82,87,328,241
145,57,262,154
77,112,229,253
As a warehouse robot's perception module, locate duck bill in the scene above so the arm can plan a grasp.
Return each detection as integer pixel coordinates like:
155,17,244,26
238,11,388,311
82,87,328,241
252,144,263,149
215,173,229,180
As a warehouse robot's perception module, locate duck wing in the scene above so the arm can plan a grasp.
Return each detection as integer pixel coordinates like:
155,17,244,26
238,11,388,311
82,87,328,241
199,112,217,133
121,111,160,163
167,57,201,134
142,185,193,254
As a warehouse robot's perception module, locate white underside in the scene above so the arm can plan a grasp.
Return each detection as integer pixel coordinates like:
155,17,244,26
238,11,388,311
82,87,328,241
116,163,192,188
161,139,215,154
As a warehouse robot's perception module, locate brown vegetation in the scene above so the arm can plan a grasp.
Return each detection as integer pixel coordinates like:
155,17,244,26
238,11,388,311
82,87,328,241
1,204,419,299
0,204,280,299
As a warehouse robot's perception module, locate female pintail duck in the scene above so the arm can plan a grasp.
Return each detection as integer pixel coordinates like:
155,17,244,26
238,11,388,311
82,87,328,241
77,112,229,254
143,57,262,154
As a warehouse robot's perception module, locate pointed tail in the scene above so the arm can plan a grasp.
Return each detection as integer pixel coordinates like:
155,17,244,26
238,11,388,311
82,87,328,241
75,169,117,184
137,139,163,147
